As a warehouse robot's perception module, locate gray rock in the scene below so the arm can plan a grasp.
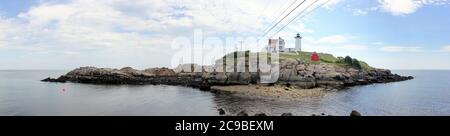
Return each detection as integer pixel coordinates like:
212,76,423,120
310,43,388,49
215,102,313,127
280,58,299,69
41,77,66,83
214,73,228,84
238,72,252,84
350,110,362,116
295,65,306,71
281,113,293,116
237,111,249,116
226,72,240,84
254,113,267,116
218,108,226,115
143,67,176,76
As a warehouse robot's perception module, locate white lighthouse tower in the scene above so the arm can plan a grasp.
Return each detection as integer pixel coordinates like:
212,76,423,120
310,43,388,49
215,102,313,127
295,33,302,52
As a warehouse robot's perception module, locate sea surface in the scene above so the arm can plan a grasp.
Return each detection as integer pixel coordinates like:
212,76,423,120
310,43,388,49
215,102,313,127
0,70,449,116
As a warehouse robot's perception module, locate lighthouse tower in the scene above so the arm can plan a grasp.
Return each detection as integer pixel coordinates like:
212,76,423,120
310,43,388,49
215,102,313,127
295,33,302,51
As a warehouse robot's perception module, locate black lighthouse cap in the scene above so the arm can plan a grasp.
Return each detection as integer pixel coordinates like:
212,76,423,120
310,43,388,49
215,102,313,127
295,33,302,38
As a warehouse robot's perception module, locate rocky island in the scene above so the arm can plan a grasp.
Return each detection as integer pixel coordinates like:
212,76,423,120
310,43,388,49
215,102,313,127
42,51,413,91
42,51,413,116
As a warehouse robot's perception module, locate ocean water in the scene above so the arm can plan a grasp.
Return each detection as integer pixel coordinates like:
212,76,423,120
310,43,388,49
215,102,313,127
0,70,449,116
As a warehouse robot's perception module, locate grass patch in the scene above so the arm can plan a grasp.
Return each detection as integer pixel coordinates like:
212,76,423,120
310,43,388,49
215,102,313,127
220,51,373,71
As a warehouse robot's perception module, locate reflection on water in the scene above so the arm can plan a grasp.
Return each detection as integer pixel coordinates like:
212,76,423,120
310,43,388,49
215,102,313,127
213,92,327,116
0,70,450,116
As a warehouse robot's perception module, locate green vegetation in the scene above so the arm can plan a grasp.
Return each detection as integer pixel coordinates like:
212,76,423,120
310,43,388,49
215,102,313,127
280,51,371,70
280,52,337,64
221,51,372,71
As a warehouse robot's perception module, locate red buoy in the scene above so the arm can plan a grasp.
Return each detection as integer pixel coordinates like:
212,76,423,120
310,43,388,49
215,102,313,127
311,52,320,62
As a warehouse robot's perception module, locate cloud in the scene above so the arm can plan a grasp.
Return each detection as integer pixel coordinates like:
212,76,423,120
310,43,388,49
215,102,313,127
289,21,315,33
378,0,422,16
441,45,450,52
371,42,384,45
352,9,368,16
324,0,342,9
306,34,367,51
317,35,353,44
0,0,343,69
377,0,450,16
380,46,423,52
1,0,329,49
299,35,368,55
340,44,369,51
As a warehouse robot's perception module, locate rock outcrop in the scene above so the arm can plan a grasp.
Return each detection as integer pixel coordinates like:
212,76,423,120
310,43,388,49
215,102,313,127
275,58,413,89
42,66,209,89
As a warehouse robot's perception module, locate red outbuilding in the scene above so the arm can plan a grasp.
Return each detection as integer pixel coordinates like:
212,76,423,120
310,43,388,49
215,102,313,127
311,52,320,62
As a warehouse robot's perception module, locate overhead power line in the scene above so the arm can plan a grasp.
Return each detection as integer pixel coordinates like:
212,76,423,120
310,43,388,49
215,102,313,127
268,0,331,38
260,0,306,38
261,0,298,34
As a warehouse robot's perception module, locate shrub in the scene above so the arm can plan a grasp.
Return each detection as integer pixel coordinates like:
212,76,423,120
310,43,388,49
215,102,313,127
344,56,353,65
352,58,362,69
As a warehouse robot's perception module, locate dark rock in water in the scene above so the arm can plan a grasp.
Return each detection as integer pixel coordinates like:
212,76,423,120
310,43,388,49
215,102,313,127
237,111,248,116
218,108,225,115
350,110,362,116
311,113,328,116
41,77,66,83
198,84,211,91
281,113,293,116
254,113,267,116
407,76,414,79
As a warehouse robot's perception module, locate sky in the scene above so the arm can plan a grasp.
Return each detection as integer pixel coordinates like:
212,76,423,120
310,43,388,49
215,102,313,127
0,0,450,70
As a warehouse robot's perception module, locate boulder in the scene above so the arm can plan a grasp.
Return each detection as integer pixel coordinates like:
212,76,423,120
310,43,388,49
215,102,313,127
254,113,267,116
280,58,299,69
250,72,260,84
213,73,228,84
279,68,297,81
237,111,249,116
238,72,252,84
281,113,294,116
120,67,153,77
295,64,306,71
41,77,66,83
350,110,362,116
218,108,226,115
143,67,176,76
